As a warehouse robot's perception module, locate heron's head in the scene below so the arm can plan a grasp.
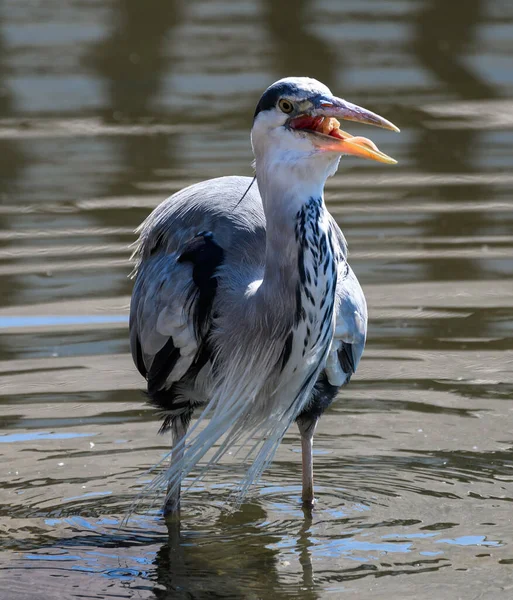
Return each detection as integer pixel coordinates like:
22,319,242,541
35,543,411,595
251,77,399,181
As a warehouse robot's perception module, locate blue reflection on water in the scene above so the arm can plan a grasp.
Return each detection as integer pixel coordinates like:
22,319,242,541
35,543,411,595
0,431,95,443
26,550,151,582
0,315,128,328
314,538,413,558
25,553,82,561
382,532,438,540
436,535,501,547
63,491,112,503
270,534,412,560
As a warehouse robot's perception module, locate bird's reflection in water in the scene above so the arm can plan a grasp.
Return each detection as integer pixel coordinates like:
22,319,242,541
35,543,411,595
297,506,316,599
152,503,318,600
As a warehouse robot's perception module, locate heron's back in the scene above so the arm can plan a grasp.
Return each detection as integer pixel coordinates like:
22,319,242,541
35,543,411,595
132,176,267,272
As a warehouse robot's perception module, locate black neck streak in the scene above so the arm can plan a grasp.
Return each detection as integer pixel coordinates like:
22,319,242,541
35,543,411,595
294,197,336,328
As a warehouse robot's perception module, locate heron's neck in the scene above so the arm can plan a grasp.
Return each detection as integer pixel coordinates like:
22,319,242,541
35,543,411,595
255,158,334,312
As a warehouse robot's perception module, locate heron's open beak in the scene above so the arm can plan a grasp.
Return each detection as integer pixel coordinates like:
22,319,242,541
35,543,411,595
290,97,399,164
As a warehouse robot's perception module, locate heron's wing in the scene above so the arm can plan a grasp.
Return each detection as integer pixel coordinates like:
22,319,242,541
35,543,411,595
325,236,368,387
129,232,224,396
132,176,266,274
130,176,266,397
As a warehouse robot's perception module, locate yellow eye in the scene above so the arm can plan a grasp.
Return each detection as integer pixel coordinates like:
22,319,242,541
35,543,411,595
278,98,294,114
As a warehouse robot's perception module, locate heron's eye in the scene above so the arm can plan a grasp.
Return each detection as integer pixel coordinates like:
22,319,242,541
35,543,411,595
278,99,294,114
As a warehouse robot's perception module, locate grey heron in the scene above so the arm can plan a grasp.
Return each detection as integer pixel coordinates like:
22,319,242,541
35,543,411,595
129,77,398,515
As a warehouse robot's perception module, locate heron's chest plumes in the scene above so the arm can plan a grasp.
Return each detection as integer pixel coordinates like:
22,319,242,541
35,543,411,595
280,197,338,378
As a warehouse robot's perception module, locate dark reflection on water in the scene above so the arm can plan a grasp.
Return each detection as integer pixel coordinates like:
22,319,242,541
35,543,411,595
155,510,286,600
412,0,494,288
1,0,513,598
263,0,338,87
0,8,26,331
88,0,182,201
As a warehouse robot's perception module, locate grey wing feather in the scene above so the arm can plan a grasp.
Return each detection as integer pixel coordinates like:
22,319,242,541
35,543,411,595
130,176,267,393
131,176,266,272
130,252,199,393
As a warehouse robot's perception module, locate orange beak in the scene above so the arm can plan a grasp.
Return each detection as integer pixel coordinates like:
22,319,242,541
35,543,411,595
290,97,399,164
312,125,398,165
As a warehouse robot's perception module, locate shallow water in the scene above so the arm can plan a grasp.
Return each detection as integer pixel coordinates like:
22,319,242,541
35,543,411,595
1,1,513,598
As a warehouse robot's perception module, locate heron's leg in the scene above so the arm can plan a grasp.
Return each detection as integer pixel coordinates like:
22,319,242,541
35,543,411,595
164,416,188,517
297,417,318,507
301,433,315,506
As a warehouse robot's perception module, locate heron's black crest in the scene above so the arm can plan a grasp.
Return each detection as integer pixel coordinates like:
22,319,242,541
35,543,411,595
178,231,225,340
254,81,301,119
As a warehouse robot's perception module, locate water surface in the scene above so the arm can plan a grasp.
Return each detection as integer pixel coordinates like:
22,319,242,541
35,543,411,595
1,1,513,598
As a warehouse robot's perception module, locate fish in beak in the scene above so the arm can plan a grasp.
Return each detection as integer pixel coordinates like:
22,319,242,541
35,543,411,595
289,97,399,164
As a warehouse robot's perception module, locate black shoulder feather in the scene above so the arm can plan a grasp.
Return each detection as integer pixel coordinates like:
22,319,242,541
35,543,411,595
178,231,225,340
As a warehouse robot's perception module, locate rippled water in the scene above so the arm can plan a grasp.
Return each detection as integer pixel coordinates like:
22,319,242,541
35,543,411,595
1,1,513,598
